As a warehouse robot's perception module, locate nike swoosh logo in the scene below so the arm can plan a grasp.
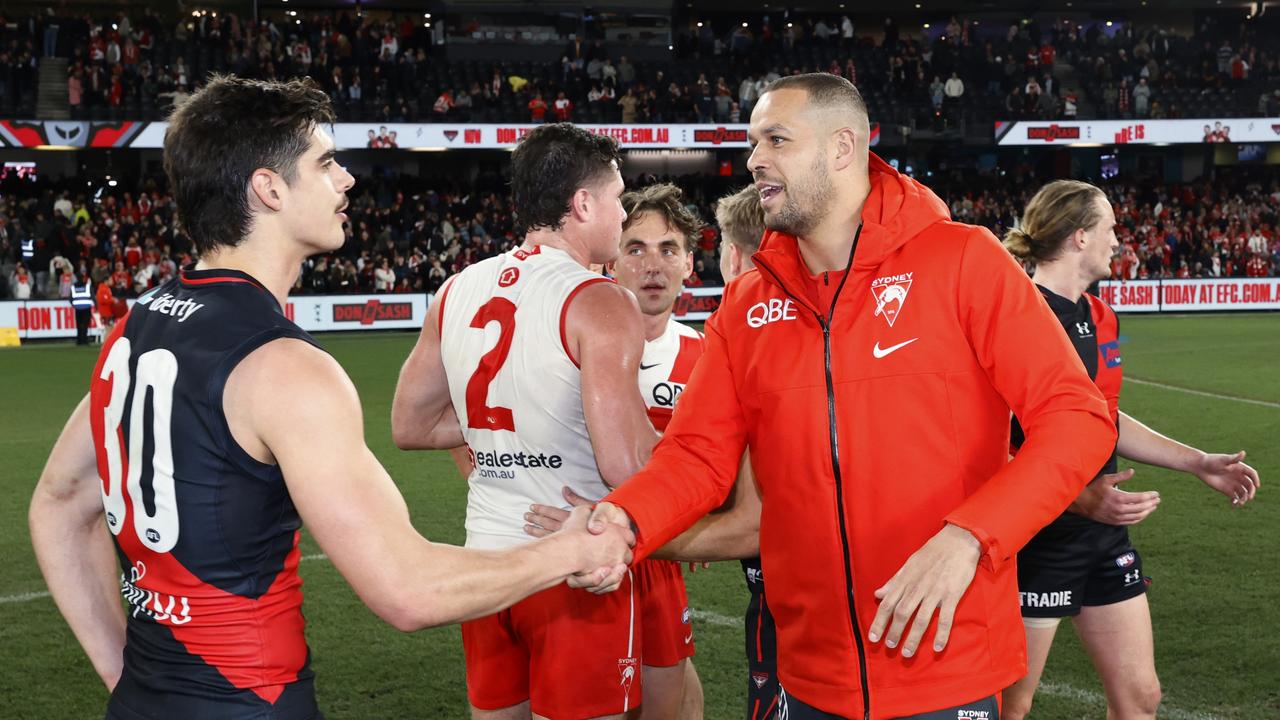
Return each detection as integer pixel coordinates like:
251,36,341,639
872,338,918,358
684,633,693,644
639,363,660,370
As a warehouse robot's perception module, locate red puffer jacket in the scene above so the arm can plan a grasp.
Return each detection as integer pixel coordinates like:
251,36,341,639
606,154,1116,719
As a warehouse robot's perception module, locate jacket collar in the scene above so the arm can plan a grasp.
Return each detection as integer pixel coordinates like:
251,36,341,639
751,152,951,303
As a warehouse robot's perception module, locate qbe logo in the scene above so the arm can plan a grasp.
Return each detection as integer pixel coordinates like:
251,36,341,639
333,300,413,325
746,298,798,328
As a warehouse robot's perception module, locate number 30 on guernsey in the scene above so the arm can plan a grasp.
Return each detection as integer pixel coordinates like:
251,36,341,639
98,338,181,553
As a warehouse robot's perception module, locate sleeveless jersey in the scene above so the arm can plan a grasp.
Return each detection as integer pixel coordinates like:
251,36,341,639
638,318,704,432
438,245,612,550
1011,286,1123,528
89,267,321,720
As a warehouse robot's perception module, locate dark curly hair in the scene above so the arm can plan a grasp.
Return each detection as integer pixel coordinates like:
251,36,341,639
509,123,622,237
163,74,336,257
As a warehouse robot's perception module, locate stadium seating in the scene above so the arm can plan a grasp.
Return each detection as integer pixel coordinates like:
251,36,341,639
2,166,1275,302
4,8,1279,127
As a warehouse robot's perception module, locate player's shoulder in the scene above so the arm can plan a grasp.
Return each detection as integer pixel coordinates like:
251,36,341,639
568,276,632,312
232,336,349,402
448,254,505,286
563,279,640,344
1084,291,1118,325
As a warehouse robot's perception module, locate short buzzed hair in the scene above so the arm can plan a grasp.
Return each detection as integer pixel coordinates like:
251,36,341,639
762,72,870,132
715,186,765,254
621,183,706,254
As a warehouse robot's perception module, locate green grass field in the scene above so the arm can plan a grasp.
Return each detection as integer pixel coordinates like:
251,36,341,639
2,314,1277,719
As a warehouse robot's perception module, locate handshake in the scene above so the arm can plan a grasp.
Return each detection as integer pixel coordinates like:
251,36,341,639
530,489,636,594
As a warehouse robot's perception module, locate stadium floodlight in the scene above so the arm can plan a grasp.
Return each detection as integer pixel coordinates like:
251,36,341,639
923,23,931,29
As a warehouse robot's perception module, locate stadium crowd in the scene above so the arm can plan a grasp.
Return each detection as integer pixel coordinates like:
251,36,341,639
2,7,1279,126
2,166,1277,303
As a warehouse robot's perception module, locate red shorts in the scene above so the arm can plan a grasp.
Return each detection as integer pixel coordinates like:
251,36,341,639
461,573,641,718
635,559,695,667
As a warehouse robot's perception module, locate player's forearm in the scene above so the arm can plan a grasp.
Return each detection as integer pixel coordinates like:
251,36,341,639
595,416,660,488
392,536,578,630
653,469,761,561
1117,412,1204,474
652,511,760,562
30,493,125,689
390,396,462,450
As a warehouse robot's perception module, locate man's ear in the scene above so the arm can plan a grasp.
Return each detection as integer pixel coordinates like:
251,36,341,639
728,242,744,278
1072,227,1089,252
249,168,285,213
831,126,860,172
570,187,593,223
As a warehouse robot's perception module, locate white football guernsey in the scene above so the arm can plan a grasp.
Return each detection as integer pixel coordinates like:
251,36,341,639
439,245,612,550
638,318,704,433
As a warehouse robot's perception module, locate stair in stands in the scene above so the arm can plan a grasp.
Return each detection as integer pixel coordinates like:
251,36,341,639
36,57,71,120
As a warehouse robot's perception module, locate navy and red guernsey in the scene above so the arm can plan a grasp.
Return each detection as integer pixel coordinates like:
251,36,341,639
89,267,323,720
1011,285,1123,525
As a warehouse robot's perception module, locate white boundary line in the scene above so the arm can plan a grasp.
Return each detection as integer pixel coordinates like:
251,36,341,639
1127,376,1280,409
0,590,50,604
1,553,331,605
1038,681,1220,720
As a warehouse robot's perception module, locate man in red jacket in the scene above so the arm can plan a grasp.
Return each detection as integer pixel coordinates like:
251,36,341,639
577,73,1117,719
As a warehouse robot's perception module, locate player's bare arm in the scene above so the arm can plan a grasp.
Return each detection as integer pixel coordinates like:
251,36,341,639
227,338,633,629
390,283,464,450
527,457,762,562
29,394,127,690
651,457,761,562
565,281,658,488
1117,411,1259,506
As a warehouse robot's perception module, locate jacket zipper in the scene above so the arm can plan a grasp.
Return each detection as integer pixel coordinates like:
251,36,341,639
755,227,870,720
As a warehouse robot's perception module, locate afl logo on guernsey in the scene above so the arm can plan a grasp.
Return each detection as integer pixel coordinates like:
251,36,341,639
498,267,520,287
1100,340,1122,368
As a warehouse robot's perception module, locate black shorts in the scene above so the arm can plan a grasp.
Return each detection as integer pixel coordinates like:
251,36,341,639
777,688,1000,719
1017,514,1148,618
743,557,779,720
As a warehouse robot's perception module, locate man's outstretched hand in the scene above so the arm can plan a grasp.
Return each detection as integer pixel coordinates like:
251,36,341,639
565,501,637,594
